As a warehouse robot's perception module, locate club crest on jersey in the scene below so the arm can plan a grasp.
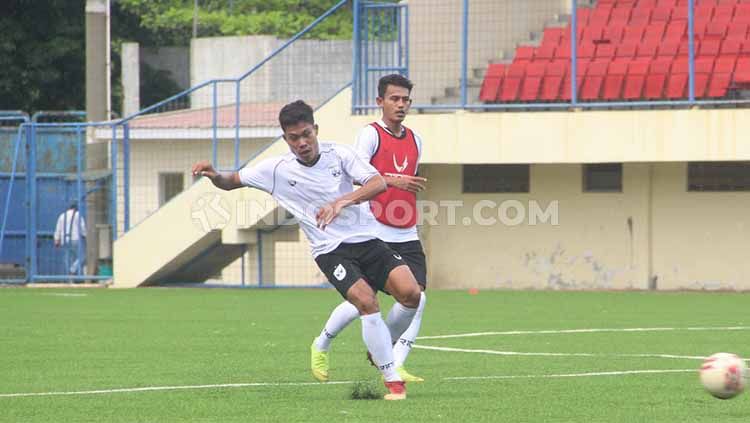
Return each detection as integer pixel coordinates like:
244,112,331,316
393,253,403,260
288,179,297,187
329,166,342,178
393,154,408,173
333,264,347,281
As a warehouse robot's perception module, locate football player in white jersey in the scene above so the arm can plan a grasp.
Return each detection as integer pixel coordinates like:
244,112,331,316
192,100,420,400
311,74,429,383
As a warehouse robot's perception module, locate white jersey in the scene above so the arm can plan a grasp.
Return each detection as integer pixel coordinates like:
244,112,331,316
54,208,86,244
354,120,423,243
239,143,381,258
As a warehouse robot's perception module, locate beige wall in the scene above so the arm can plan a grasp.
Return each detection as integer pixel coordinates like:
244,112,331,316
408,0,570,103
419,162,750,291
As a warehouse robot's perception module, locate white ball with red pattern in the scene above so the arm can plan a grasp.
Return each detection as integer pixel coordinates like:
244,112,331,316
699,352,748,399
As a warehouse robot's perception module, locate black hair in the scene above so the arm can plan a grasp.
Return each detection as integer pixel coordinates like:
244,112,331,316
377,74,413,98
279,100,314,131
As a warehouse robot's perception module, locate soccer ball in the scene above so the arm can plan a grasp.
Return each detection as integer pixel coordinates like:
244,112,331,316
699,352,748,399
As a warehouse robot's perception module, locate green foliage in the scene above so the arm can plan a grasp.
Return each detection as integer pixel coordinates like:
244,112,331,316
117,0,354,43
0,1,86,112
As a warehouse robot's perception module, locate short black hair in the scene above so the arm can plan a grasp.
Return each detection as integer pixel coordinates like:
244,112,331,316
279,100,314,131
378,74,413,98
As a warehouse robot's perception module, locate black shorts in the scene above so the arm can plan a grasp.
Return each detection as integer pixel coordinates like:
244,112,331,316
315,239,407,298
386,240,427,289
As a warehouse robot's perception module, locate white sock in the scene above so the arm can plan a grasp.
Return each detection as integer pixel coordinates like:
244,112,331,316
360,312,400,382
385,301,417,345
313,301,359,351
393,292,426,367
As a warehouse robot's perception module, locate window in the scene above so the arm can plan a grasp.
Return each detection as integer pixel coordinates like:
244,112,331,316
583,163,622,192
688,162,750,192
159,173,184,205
463,164,529,193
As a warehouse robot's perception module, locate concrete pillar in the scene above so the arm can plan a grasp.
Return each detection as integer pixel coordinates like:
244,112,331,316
121,42,140,118
85,0,111,277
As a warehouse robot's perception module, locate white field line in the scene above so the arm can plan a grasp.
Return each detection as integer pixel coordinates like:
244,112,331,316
414,345,708,360
417,326,750,340
0,369,698,399
445,369,696,381
41,293,89,297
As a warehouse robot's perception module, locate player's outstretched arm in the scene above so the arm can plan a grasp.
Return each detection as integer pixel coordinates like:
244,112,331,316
191,160,244,191
316,175,386,229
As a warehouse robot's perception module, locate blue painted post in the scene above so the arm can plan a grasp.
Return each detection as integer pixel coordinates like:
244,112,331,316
212,81,218,167
110,126,118,241
241,247,246,287
364,7,370,107
27,124,37,281
688,0,695,102
571,0,578,106
75,125,84,275
461,0,469,107
0,122,26,259
352,0,361,113
123,124,130,232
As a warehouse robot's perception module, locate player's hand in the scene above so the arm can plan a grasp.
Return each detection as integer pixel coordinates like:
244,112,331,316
385,173,427,193
191,161,218,180
316,201,346,230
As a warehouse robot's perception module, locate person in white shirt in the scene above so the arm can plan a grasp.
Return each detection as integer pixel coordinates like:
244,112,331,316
310,74,429,383
53,202,86,275
191,100,421,400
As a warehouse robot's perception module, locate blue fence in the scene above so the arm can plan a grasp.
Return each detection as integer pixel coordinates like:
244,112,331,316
353,0,750,112
0,115,123,284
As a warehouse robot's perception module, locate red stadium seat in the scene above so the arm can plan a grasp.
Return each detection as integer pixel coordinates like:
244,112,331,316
556,43,571,59
699,39,722,57
500,68,523,102
578,43,596,59
651,7,672,22
664,21,687,41
708,73,731,98
714,56,737,75
603,24,626,44
616,42,639,59
721,39,742,56
630,8,652,25
705,22,728,40
671,5,689,21
540,62,567,101
695,73,710,98
543,28,565,47
644,23,667,42
726,23,748,40
560,74,584,101
575,8,591,26
479,64,506,102
520,63,546,101
735,5,750,23
535,44,557,62
624,61,650,99
581,60,609,100
644,58,672,99
666,74,688,98
623,25,646,43
610,7,632,23
515,46,535,62
714,4,735,21
735,57,750,85
595,43,617,59
658,41,680,58
638,41,659,59
603,60,628,100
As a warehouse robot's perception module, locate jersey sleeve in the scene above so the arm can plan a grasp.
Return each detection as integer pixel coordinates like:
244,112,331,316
238,158,280,193
337,144,379,185
353,125,379,163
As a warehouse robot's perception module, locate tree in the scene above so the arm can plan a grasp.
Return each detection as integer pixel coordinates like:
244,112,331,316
0,1,86,112
116,0,354,43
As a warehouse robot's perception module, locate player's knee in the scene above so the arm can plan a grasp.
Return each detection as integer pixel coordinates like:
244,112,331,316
347,288,379,315
398,285,421,309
